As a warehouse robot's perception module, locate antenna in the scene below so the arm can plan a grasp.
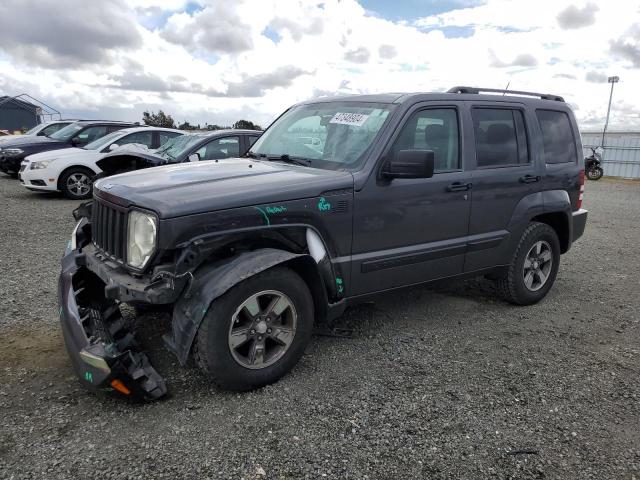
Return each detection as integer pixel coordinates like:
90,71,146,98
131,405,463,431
502,81,510,96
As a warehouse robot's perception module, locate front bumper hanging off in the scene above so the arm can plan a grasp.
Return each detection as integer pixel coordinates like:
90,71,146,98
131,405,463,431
58,249,167,401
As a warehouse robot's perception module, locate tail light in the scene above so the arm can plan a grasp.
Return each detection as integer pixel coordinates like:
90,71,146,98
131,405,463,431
577,169,585,209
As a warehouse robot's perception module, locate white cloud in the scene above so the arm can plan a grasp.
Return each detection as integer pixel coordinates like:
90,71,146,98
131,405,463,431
0,0,638,130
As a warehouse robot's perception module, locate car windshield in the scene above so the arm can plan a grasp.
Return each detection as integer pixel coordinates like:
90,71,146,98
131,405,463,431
154,134,204,160
248,101,395,170
84,131,123,150
24,124,44,135
49,123,83,141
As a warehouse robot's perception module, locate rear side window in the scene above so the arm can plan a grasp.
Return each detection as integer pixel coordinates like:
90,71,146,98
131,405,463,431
473,109,529,168
536,110,577,164
390,108,460,172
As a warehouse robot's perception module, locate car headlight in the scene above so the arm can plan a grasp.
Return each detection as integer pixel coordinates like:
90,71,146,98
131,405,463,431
127,210,157,269
30,160,52,170
2,148,23,157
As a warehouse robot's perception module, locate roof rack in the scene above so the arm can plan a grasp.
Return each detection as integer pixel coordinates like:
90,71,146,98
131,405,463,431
447,86,564,102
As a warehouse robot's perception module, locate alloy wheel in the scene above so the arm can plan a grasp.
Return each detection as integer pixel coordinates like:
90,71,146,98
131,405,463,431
228,290,297,369
523,240,553,292
66,173,91,197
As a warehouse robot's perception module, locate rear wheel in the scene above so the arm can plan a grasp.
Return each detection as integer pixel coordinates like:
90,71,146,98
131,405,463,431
586,166,603,180
194,267,313,391
495,222,560,305
60,167,95,200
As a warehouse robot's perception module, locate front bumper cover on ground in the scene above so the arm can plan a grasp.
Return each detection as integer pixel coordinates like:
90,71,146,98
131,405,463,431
58,249,167,401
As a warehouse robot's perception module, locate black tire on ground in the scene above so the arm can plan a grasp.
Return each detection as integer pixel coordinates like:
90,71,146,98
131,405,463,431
59,167,95,200
495,222,561,306
586,166,604,181
194,266,314,391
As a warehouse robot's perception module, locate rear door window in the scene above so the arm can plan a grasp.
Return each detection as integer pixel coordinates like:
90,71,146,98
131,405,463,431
535,110,577,164
472,109,529,168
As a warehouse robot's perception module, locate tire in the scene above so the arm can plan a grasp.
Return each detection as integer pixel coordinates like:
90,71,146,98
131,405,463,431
586,166,603,181
194,266,314,391
59,167,95,200
495,222,561,305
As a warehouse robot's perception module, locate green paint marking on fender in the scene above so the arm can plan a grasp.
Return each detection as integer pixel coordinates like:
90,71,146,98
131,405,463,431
335,277,344,294
265,206,287,214
318,197,331,212
253,206,270,226
84,371,93,383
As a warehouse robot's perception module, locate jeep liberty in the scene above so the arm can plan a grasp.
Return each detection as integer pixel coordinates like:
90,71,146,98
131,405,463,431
59,86,588,400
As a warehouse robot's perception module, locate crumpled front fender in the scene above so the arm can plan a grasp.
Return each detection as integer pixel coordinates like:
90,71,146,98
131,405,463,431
165,248,305,365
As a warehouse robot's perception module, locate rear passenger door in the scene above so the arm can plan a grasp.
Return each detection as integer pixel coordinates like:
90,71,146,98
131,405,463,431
464,104,543,272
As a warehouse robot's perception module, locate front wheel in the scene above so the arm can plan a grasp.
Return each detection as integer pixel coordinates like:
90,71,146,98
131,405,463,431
495,222,561,305
586,166,603,181
194,267,313,391
60,167,95,199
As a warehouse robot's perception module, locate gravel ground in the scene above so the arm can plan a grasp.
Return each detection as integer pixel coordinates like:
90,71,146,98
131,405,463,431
0,176,638,479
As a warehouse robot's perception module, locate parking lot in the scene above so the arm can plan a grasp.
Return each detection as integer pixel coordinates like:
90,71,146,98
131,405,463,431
0,176,638,479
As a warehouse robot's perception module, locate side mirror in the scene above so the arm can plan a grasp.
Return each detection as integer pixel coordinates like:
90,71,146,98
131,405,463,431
70,137,81,146
188,152,200,162
383,150,435,179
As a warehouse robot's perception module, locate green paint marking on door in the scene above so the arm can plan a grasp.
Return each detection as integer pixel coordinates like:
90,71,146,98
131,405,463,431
335,277,344,294
318,197,331,212
265,206,287,214
253,206,270,226
84,371,93,383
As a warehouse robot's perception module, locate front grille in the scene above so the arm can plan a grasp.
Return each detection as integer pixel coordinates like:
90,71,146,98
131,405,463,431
92,200,127,262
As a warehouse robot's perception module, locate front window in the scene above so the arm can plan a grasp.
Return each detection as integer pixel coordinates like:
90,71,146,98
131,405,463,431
154,134,205,161
196,136,240,160
249,102,395,170
49,123,83,141
84,131,123,150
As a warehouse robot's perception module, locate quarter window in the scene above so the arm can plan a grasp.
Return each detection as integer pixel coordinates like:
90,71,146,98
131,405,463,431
536,110,577,164
473,109,529,167
390,108,460,172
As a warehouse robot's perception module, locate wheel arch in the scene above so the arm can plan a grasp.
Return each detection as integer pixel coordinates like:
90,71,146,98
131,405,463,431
530,211,571,253
167,248,329,365
57,164,98,191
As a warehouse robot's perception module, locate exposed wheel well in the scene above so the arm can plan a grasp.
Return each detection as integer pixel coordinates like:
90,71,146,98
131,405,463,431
531,212,570,253
57,165,97,191
283,256,329,325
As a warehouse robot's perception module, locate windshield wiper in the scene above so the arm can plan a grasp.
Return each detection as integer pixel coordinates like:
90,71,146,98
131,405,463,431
267,154,312,167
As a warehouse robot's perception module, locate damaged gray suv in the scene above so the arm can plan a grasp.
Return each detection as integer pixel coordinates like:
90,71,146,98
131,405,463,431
59,87,588,401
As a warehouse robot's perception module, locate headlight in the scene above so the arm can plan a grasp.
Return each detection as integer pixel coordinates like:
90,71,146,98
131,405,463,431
2,148,23,157
30,160,52,170
127,210,157,268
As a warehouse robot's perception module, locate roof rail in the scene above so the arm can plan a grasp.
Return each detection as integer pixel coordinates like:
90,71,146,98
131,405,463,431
447,86,564,102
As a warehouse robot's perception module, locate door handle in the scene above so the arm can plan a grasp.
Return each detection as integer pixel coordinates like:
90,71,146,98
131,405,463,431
447,182,472,192
519,174,541,184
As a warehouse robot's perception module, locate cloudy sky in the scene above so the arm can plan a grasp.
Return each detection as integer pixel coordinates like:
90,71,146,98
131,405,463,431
0,0,638,130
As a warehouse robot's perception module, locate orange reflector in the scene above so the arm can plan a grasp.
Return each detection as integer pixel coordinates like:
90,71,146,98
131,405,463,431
49,178,55,182
110,379,131,395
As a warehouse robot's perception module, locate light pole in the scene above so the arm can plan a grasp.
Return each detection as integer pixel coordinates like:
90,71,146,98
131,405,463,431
601,75,619,148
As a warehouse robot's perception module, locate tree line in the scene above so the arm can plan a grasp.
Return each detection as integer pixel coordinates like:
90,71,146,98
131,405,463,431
142,110,262,131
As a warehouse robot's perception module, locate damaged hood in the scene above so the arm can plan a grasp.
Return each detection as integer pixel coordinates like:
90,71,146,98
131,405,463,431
95,147,168,174
94,158,354,219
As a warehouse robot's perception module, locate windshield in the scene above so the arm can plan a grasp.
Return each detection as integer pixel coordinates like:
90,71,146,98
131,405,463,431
249,101,394,170
84,131,122,150
49,123,83,141
24,124,44,135
155,134,204,160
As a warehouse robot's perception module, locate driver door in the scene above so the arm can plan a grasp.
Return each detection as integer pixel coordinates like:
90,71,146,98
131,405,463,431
350,105,472,295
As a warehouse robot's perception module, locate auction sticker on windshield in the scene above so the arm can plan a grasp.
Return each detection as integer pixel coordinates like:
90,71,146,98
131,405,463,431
329,112,369,126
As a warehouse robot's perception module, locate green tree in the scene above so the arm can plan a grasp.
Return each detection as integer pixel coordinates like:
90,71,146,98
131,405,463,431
142,110,176,128
233,119,262,131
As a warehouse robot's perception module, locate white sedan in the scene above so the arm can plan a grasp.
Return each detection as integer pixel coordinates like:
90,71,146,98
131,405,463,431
19,127,182,199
